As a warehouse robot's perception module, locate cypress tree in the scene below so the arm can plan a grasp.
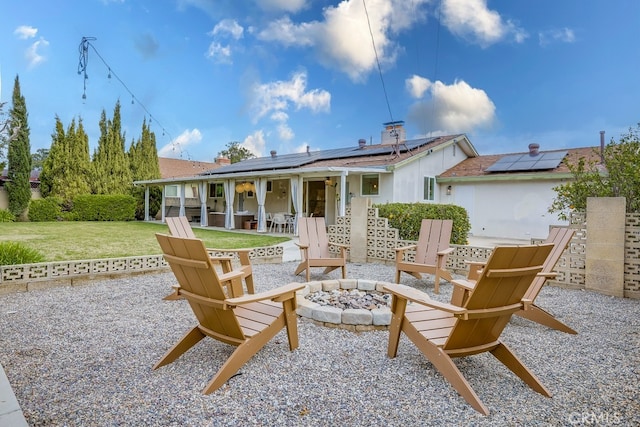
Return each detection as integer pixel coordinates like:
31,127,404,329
39,116,66,198
91,100,132,194
6,75,32,219
129,118,161,219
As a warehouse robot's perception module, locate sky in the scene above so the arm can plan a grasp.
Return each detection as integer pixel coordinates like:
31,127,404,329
1,0,639,163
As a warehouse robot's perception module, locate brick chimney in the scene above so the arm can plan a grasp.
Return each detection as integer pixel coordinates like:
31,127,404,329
215,156,231,166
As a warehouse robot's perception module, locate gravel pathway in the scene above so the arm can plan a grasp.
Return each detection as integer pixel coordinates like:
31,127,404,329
1,261,638,426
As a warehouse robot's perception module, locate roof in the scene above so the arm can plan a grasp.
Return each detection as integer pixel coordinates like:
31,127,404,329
158,157,219,179
438,146,602,180
199,135,468,176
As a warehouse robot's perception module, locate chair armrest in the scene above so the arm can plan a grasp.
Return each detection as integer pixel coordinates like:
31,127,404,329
437,247,456,256
332,243,349,249
218,269,245,283
395,244,417,253
226,282,305,306
538,272,557,279
465,261,486,280
451,279,475,291
382,283,467,315
295,243,309,249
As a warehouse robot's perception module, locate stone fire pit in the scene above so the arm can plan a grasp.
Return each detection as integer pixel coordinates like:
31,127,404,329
295,278,394,332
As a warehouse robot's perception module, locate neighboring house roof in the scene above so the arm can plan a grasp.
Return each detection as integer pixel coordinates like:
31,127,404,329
198,134,472,176
438,146,602,182
158,157,219,179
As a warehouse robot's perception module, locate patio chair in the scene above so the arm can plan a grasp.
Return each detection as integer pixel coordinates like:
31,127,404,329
165,216,254,299
294,217,349,282
394,219,455,294
384,243,555,415
269,212,289,233
452,227,577,334
154,233,304,394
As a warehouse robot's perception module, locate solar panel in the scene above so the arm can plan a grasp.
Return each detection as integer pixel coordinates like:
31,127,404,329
485,151,568,172
200,137,439,175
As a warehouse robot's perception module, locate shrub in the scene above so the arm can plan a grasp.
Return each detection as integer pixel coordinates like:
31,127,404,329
0,209,16,222
375,202,471,245
28,197,63,222
0,241,45,265
73,194,136,221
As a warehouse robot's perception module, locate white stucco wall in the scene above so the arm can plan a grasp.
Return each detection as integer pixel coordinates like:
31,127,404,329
391,143,467,204
448,180,568,240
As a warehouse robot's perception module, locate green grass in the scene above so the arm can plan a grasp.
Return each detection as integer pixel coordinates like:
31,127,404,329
0,222,291,262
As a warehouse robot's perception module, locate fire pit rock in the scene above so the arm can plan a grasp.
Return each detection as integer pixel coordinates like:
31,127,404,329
295,278,395,332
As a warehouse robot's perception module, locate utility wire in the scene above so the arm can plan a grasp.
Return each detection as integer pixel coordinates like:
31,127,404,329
362,0,394,124
77,37,176,147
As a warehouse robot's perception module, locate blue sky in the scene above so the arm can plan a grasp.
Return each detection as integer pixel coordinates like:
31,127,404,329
1,0,639,162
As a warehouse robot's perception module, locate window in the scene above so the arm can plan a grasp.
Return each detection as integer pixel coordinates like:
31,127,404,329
165,185,178,197
266,180,273,193
423,176,435,201
361,174,379,196
209,183,224,198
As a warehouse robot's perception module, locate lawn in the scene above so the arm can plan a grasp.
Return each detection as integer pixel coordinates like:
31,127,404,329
0,221,291,262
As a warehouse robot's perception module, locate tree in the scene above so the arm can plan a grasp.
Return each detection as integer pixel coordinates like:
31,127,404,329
129,118,161,219
218,141,255,164
549,122,640,220
91,100,132,194
31,148,50,170
0,101,12,171
6,75,32,219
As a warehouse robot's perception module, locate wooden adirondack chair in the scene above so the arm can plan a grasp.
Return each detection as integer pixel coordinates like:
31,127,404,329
165,216,254,299
294,217,348,282
395,219,455,294
452,227,577,334
384,243,555,415
154,233,304,394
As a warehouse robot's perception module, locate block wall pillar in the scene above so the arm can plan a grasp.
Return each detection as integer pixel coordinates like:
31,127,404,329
585,197,625,297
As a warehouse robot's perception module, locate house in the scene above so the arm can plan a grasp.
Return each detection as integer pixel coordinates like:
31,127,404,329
136,121,601,240
0,169,41,210
438,144,601,239
138,122,477,232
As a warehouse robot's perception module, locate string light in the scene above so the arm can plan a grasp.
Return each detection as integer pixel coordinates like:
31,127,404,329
76,36,175,145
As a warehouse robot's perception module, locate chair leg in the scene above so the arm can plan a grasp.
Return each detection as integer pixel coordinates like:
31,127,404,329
154,326,205,369
515,305,577,334
282,298,300,351
490,342,552,397
434,271,441,294
202,317,285,394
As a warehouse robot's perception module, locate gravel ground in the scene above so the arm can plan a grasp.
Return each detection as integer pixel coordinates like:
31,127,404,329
1,261,639,426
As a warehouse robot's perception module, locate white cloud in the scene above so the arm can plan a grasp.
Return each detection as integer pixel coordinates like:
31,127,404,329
258,16,317,47
158,128,203,158
407,78,496,134
258,0,430,81
14,25,38,39
441,0,527,47
277,123,295,140
211,19,244,40
241,130,267,156
206,42,232,64
26,38,49,69
406,74,432,99
250,70,330,122
256,0,308,13
539,28,576,46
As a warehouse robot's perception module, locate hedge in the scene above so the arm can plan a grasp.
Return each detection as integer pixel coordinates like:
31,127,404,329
73,194,136,221
28,197,63,222
374,202,471,245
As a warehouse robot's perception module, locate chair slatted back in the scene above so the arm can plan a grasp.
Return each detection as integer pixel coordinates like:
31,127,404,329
166,216,196,239
444,244,554,351
415,219,453,265
156,233,245,341
524,227,575,301
298,217,330,259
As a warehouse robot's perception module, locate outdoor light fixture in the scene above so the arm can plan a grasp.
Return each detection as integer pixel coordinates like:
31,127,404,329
235,182,255,193
446,185,452,195
325,177,337,187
